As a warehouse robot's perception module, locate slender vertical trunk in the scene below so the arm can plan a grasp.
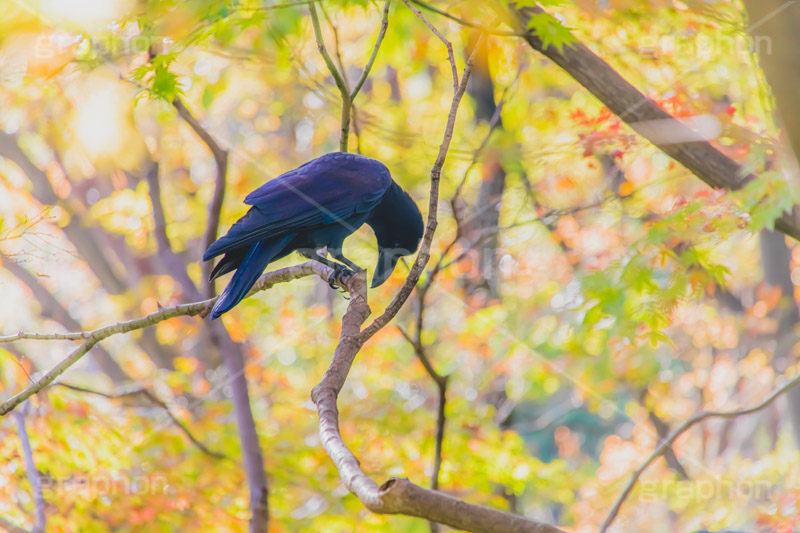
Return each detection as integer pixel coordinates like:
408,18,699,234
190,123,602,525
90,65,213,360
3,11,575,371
463,34,505,301
210,324,270,532
759,231,800,446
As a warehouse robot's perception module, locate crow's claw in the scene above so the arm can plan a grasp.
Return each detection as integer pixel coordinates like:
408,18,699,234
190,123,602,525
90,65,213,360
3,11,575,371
327,264,354,289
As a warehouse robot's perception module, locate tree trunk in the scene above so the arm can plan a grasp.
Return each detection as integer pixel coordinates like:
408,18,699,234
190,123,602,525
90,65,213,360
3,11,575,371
463,34,505,301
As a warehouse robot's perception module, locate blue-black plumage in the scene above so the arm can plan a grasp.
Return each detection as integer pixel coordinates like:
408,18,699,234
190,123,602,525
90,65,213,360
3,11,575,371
204,152,424,319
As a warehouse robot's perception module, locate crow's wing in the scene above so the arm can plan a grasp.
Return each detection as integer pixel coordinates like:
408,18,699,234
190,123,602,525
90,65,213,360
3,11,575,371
204,153,391,260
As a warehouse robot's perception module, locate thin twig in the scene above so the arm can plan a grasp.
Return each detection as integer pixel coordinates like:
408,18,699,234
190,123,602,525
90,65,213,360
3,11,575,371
600,374,800,532
408,231,452,526
1,332,92,343
55,383,227,459
348,0,390,153
319,1,351,93
235,0,319,11
350,0,391,101
431,375,446,490
308,0,352,151
396,326,446,389
409,0,523,36
172,99,228,164
402,0,458,92
309,0,390,152
0,261,337,416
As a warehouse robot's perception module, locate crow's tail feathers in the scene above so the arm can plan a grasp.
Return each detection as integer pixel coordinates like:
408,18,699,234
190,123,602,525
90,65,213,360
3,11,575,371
210,234,295,319
209,249,246,282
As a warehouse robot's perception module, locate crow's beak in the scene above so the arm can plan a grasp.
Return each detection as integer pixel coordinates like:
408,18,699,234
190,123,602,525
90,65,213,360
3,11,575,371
371,249,402,288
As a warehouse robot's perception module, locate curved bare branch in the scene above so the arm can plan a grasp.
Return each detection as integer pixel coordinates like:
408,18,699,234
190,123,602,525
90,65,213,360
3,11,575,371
601,374,800,532
0,261,334,416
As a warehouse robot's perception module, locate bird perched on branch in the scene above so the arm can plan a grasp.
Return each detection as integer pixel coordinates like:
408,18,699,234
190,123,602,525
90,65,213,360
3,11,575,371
203,152,424,319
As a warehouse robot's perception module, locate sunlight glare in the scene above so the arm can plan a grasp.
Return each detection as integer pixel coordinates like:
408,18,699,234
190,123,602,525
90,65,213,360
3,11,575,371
41,0,133,31
74,75,128,161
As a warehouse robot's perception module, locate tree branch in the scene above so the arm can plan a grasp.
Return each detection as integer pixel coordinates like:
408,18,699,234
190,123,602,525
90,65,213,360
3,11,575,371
1,254,130,382
409,0,523,36
162,93,269,529
313,274,562,532
0,261,334,416
0,516,30,533
397,321,448,520
209,322,270,532
402,0,458,92
645,407,688,480
601,374,800,532
409,264,450,511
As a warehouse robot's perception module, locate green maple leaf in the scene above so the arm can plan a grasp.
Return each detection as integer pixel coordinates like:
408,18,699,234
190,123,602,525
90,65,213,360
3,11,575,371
527,12,575,51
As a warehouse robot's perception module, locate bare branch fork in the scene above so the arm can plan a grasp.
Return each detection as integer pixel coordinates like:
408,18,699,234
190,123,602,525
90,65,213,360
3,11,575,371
313,273,562,532
305,2,563,531
308,0,391,152
600,373,800,532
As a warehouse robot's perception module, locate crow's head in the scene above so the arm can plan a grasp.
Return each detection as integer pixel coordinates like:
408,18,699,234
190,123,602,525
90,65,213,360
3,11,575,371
369,183,424,288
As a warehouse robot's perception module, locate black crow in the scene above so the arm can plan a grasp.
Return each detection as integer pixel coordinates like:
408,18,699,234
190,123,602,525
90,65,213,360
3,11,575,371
203,152,424,319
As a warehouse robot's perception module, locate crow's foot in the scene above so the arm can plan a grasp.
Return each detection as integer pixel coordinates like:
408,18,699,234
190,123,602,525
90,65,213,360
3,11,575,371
327,264,355,290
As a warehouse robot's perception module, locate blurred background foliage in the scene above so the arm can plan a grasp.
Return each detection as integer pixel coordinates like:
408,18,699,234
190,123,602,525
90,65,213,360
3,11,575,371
1,0,800,531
